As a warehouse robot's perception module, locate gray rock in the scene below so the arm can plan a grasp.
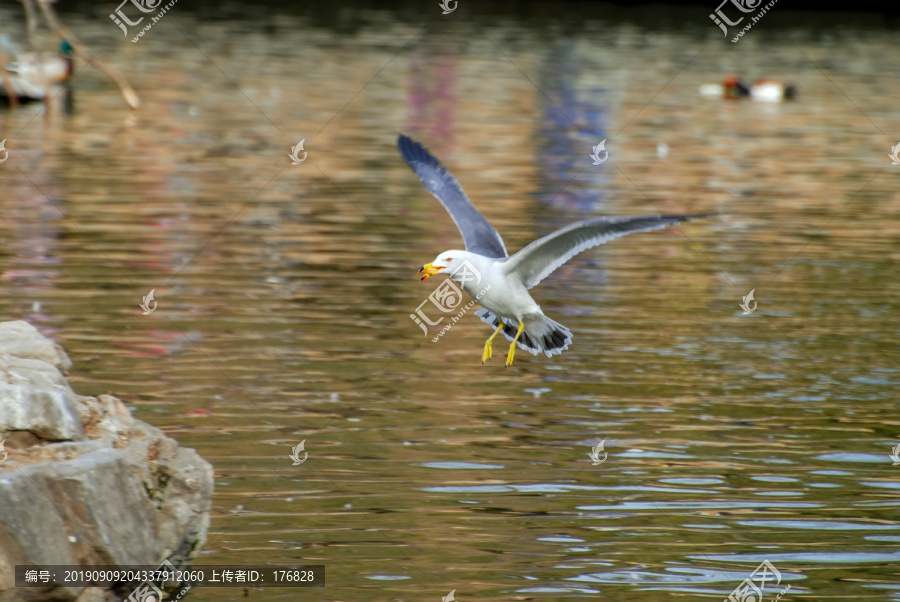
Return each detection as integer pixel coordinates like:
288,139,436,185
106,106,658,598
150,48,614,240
0,322,72,374
0,324,83,441
0,322,214,601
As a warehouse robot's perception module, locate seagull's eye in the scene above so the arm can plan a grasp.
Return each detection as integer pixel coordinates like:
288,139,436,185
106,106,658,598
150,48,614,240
446,258,453,262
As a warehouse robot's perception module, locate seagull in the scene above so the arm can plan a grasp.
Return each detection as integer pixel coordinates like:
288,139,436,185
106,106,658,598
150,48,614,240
398,134,715,367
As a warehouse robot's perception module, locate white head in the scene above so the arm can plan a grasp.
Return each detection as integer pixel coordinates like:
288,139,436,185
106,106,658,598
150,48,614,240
417,250,468,281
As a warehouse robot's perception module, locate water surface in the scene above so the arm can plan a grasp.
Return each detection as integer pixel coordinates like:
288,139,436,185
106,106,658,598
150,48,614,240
1,4,899,600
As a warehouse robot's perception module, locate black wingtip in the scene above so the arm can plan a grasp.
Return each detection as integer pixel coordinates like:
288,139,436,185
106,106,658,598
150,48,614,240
679,211,722,221
397,133,418,155
660,211,727,224
397,133,443,171
397,133,418,168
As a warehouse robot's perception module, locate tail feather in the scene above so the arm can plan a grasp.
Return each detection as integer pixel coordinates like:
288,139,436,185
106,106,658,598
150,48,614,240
474,309,572,357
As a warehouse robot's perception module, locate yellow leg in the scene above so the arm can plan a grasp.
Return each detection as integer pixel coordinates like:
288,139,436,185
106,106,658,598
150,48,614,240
482,320,504,364
505,321,526,367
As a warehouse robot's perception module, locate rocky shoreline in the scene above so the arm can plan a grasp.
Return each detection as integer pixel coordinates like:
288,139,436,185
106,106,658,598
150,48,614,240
0,321,213,601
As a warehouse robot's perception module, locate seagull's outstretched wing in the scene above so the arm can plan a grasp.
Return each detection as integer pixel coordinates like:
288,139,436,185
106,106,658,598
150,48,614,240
398,134,508,259
503,213,715,289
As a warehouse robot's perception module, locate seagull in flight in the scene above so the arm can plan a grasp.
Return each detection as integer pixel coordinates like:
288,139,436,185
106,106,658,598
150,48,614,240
398,134,714,367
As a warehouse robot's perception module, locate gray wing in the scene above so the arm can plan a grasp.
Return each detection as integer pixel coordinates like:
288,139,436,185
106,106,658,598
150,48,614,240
398,135,508,258
503,214,715,289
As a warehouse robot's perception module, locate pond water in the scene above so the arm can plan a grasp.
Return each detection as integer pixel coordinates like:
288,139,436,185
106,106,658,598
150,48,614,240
1,2,899,600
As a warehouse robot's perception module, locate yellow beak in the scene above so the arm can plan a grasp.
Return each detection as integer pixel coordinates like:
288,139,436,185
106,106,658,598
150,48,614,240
418,262,444,281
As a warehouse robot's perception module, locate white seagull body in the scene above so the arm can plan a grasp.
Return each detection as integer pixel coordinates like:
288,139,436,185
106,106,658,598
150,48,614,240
398,134,713,366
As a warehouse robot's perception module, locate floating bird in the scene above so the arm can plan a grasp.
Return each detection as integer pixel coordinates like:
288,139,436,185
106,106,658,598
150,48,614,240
747,78,796,102
0,38,74,102
699,76,795,102
398,134,715,367
699,75,749,99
